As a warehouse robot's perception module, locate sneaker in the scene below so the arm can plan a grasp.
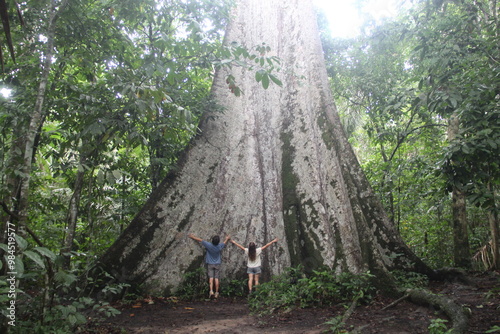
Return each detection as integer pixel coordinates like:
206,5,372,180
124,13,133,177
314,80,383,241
214,292,219,299
209,291,214,298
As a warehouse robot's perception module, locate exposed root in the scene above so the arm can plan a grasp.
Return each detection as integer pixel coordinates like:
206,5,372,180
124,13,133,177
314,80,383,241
406,288,469,333
432,267,473,285
341,297,358,325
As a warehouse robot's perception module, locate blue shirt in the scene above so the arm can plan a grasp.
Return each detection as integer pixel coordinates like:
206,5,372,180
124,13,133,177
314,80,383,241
201,241,226,264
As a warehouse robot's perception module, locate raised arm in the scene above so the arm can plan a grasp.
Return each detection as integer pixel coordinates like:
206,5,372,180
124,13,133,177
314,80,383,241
261,238,278,251
231,239,246,251
223,235,231,244
188,233,203,243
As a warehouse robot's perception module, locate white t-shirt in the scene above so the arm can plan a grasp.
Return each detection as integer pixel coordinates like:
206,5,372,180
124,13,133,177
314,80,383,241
244,247,262,268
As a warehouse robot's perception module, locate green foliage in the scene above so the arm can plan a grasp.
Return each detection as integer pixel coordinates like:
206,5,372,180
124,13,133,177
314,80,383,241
247,266,376,316
220,277,248,298
175,268,248,299
486,326,500,333
218,41,282,95
175,267,207,300
391,270,429,289
325,0,498,269
0,1,286,330
323,315,348,333
0,1,498,332
0,235,125,333
0,0,285,274
428,318,452,334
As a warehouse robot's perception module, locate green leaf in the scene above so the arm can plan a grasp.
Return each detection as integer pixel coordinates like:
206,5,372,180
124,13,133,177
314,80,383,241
14,234,28,251
261,73,270,89
112,169,122,180
68,314,77,325
233,87,242,97
269,73,282,87
34,247,57,261
255,70,262,82
55,270,78,286
23,250,45,269
450,97,457,108
14,256,24,277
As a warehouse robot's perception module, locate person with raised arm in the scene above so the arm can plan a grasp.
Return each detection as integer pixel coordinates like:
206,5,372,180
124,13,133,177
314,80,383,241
231,237,278,294
188,233,230,299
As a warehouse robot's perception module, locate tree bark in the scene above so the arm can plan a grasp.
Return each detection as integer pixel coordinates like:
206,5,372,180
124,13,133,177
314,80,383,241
98,0,433,295
448,113,471,268
487,181,499,269
407,288,469,333
61,161,86,269
16,0,69,230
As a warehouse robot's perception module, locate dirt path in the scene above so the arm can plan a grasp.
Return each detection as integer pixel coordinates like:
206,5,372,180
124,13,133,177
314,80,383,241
88,297,331,334
83,272,499,333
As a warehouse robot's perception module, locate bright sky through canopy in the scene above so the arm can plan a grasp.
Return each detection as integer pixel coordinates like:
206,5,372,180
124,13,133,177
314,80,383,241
313,0,401,38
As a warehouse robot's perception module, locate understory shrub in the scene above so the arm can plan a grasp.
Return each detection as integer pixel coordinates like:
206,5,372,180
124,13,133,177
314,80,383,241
175,267,206,300
247,266,376,315
391,269,429,289
176,268,248,299
0,235,125,334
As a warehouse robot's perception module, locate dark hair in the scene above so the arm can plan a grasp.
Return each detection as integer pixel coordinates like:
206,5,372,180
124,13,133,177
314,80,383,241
248,242,256,261
211,235,220,246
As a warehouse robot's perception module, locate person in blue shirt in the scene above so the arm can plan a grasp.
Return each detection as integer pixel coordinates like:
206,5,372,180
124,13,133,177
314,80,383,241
188,233,230,298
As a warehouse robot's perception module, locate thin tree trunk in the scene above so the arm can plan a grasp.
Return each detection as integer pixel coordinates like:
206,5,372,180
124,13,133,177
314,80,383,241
61,162,86,269
0,124,24,240
17,0,69,230
98,0,432,294
451,187,470,268
448,113,471,268
487,180,499,269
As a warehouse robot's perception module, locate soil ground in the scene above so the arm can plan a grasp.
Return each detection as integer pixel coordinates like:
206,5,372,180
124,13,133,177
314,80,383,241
81,271,499,334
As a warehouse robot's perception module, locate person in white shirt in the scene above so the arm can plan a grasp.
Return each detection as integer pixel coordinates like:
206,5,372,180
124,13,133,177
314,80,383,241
231,237,278,294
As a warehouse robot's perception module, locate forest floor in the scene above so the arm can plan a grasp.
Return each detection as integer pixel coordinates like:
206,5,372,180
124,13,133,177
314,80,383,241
81,271,499,334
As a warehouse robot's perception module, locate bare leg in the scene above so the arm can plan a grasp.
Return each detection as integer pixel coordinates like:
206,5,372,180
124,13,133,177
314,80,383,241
248,274,254,292
215,278,220,297
254,274,260,288
209,277,214,295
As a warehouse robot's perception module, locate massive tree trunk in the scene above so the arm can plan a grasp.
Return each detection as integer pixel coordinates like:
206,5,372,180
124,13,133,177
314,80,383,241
98,0,433,295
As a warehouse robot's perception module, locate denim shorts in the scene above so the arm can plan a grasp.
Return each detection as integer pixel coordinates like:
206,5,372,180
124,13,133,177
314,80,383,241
247,266,261,274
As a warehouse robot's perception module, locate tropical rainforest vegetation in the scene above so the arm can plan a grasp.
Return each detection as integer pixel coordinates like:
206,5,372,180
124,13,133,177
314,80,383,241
0,0,498,332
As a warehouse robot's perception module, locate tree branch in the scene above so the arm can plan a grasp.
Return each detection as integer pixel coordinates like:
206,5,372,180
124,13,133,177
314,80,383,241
0,201,19,220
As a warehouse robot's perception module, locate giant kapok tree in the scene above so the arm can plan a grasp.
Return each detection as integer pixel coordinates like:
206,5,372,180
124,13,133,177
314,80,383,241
98,0,437,295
